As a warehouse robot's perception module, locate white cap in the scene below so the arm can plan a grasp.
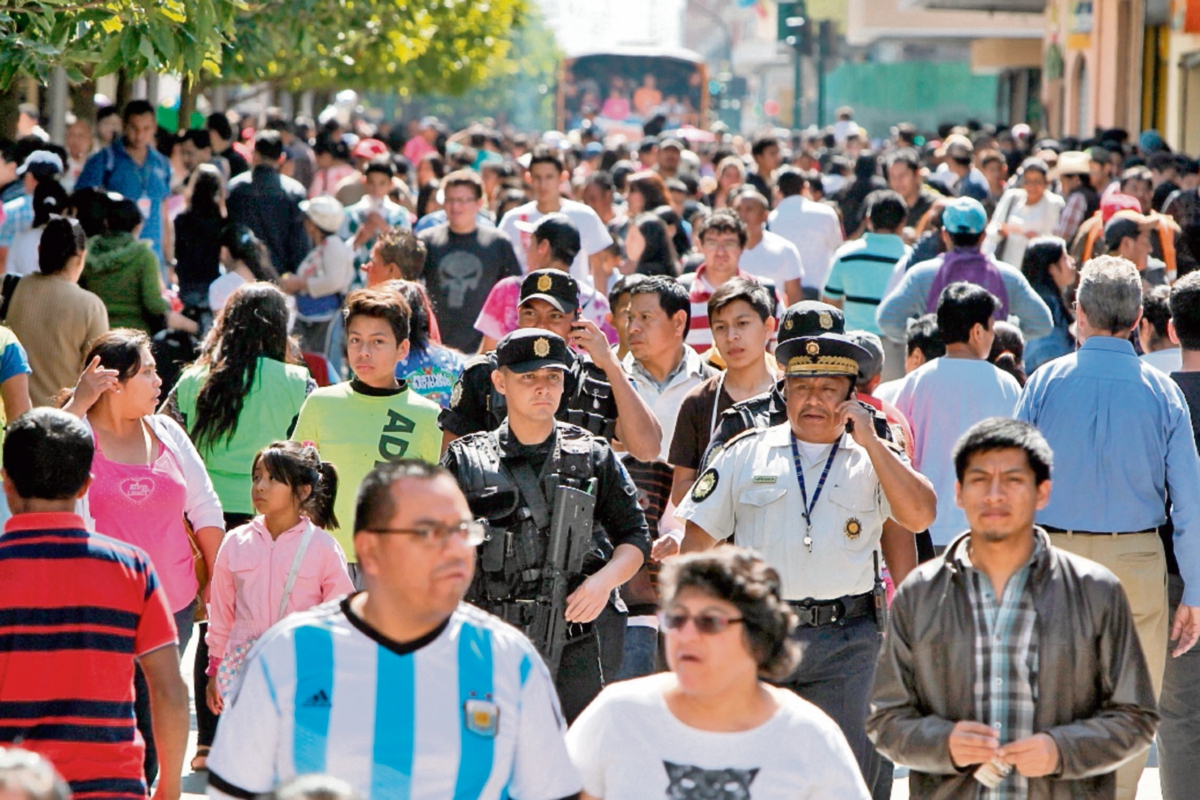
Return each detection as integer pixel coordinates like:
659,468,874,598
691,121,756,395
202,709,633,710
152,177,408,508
300,196,346,234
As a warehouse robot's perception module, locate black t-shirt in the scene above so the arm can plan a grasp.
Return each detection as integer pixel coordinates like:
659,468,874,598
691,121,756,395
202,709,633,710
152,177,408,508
1165,371,1200,576
221,146,249,178
669,375,736,470
419,224,522,353
173,211,225,293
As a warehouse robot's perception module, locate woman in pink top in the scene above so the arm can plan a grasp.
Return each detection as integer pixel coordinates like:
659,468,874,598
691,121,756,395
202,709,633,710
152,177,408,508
205,441,353,714
62,328,225,786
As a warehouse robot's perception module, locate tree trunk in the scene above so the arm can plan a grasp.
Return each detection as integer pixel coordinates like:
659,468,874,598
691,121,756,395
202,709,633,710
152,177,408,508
0,84,21,139
178,77,198,132
69,78,97,124
115,69,133,111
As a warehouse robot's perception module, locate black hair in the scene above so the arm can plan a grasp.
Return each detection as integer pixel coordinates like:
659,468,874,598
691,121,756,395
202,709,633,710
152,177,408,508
364,156,395,179
31,179,68,228
182,128,211,150
96,106,120,125
219,224,277,282
68,187,110,238
527,146,564,173
388,280,432,351
585,170,614,192
775,166,805,197
866,190,907,232
206,112,235,142
314,134,350,163
885,148,921,175
750,136,779,158
254,130,284,161
253,441,339,530
629,213,677,276
654,205,692,258
82,329,152,386
1170,271,1200,350
937,282,999,344
906,313,945,359
953,417,1052,485
122,100,155,123
156,127,177,160
707,276,773,323
3,408,94,500
39,216,87,275
627,275,691,330
659,547,799,681
354,459,455,534
608,272,649,307
189,165,225,220
695,208,747,249
343,286,411,345
416,181,439,219
988,320,1026,387
105,196,144,235
947,230,986,249
1020,236,1068,296
1142,284,1172,340
533,222,581,265
191,283,291,452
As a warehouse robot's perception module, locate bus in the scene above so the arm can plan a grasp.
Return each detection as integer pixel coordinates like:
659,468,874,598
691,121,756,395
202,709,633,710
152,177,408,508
556,45,709,136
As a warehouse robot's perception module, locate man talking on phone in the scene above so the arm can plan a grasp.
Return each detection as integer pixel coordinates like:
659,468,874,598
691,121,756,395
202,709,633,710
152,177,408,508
439,215,660,461
676,300,935,798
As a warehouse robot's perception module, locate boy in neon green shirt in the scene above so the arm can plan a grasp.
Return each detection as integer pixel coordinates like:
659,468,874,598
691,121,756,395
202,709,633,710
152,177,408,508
293,286,441,576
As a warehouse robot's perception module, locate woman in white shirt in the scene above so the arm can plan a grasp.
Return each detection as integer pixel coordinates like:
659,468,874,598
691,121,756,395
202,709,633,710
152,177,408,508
10,180,68,276
985,158,1065,268
209,225,277,314
566,547,870,799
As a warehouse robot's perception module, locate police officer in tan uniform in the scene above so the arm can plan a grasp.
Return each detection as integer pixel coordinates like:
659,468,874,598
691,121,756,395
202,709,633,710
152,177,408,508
676,301,936,798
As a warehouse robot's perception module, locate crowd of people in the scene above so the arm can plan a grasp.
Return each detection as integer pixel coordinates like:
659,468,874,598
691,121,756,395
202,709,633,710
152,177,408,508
1,97,1200,800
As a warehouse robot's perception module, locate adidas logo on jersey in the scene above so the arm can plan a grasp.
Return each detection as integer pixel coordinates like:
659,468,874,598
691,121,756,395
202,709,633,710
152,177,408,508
302,689,331,708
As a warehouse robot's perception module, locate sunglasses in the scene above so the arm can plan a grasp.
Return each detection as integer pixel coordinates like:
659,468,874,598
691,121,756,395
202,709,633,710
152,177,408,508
659,610,744,635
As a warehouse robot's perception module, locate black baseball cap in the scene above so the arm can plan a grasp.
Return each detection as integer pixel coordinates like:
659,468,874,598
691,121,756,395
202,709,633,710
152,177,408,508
515,213,582,264
495,328,571,373
519,269,579,313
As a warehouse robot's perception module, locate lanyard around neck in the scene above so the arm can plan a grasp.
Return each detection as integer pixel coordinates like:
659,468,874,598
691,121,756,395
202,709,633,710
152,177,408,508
790,435,840,534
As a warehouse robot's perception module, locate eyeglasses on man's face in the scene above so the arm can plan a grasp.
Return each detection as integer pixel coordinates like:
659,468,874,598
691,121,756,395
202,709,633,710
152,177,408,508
363,520,488,547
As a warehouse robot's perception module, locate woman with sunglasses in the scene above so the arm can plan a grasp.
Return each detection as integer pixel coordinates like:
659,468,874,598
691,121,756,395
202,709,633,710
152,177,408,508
565,547,870,799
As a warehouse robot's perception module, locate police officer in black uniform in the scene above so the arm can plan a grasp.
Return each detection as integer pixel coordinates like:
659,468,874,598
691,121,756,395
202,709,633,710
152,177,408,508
441,328,651,721
438,217,661,462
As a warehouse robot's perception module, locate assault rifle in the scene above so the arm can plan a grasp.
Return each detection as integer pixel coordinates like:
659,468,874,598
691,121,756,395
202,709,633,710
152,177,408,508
528,480,596,677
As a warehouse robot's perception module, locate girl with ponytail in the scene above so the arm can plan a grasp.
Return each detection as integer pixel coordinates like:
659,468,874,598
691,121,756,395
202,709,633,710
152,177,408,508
204,440,353,714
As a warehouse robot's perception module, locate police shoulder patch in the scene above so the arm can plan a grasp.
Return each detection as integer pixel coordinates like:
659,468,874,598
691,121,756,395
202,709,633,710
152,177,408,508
450,381,464,409
691,468,719,502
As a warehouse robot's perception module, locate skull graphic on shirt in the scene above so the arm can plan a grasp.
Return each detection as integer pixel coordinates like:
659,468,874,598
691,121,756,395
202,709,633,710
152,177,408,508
438,251,484,309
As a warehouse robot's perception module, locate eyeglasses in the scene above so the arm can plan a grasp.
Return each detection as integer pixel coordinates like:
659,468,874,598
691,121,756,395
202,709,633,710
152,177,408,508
363,520,488,547
658,610,744,635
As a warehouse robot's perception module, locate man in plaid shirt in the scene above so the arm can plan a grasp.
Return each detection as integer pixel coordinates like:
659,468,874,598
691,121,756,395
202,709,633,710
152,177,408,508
868,418,1158,799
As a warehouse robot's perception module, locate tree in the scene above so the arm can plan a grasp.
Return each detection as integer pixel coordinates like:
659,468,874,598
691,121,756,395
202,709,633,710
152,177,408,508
0,0,241,89
222,0,529,96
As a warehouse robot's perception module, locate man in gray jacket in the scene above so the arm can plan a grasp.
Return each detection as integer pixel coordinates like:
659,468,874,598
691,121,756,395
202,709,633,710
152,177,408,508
867,417,1157,800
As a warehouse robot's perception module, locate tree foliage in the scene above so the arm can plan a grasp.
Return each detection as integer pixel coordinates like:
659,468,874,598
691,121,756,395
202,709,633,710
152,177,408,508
223,0,530,95
0,0,241,88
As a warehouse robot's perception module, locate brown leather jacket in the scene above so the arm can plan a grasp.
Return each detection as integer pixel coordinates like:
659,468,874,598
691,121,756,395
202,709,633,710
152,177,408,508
867,529,1158,799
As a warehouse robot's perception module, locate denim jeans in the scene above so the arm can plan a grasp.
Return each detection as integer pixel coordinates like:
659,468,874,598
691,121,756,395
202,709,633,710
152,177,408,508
613,624,658,682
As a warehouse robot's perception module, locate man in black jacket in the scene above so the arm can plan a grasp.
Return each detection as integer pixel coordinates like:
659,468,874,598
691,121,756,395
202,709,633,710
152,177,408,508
868,418,1158,800
227,131,309,275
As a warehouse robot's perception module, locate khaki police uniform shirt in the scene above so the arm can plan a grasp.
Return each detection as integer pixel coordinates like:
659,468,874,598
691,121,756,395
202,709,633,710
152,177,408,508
675,423,892,601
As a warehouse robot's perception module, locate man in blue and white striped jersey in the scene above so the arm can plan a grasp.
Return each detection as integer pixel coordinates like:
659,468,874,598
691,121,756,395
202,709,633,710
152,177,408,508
207,459,581,800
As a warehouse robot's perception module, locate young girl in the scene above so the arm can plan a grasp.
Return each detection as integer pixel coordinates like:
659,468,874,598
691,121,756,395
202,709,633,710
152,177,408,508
205,441,354,714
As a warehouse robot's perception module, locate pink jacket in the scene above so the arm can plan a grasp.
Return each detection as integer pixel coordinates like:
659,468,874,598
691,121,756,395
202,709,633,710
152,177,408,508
205,516,354,662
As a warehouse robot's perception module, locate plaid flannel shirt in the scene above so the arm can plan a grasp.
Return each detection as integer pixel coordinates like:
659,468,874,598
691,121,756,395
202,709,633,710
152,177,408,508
958,537,1042,800
0,194,33,248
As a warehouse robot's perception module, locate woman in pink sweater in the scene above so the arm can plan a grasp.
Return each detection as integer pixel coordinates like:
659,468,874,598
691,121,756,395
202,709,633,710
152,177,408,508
205,441,354,713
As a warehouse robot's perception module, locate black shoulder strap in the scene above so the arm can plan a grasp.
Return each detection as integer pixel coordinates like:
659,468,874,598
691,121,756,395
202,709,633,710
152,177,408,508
510,459,552,531
0,274,21,322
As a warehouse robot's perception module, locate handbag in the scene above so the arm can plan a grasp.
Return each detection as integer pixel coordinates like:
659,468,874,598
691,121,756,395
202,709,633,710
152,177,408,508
185,517,208,622
216,521,316,698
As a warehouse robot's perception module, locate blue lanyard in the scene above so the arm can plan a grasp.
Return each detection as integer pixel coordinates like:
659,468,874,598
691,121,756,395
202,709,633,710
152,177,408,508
790,436,840,548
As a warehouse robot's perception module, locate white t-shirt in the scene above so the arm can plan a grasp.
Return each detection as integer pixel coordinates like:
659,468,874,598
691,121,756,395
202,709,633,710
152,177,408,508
8,226,43,276
498,199,612,284
209,271,247,313
739,230,804,290
767,196,844,292
566,673,870,799
892,357,1022,545
1142,348,1183,374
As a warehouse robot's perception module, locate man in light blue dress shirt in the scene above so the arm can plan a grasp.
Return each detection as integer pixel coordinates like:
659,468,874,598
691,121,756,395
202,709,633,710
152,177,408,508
1015,254,1200,800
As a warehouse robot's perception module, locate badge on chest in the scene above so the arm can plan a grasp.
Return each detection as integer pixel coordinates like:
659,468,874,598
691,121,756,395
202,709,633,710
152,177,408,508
463,698,500,737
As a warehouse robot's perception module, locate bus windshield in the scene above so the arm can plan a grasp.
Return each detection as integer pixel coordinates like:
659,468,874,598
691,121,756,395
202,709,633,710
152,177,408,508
558,50,708,135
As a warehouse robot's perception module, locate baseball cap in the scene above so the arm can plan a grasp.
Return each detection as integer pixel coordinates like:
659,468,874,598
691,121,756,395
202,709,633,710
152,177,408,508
942,197,988,235
351,138,388,160
847,331,884,382
1100,192,1143,222
659,138,684,152
300,196,346,235
17,150,63,178
584,141,604,157
519,269,579,314
1055,151,1091,177
495,328,571,373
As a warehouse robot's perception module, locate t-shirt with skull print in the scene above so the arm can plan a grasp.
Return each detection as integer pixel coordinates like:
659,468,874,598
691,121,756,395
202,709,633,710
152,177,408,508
419,223,522,353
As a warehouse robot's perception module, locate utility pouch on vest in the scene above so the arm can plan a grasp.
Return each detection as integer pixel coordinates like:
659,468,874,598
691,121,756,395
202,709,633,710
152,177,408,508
480,520,508,574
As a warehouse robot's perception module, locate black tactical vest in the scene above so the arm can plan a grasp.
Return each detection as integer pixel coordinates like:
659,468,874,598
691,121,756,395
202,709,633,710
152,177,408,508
486,354,617,441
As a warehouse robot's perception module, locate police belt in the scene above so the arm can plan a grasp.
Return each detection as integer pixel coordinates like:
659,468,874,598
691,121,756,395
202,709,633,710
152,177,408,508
787,592,874,628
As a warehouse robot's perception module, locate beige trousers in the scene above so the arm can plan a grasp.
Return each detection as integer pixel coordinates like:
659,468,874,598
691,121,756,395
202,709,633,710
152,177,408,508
1048,530,1167,800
